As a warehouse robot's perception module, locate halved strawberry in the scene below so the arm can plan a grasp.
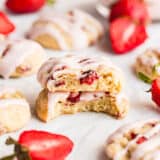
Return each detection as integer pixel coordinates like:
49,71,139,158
109,17,147,54
151,77,160,107
1,130,74,160
0,11,15,35
109,0,150,24
19,130,73,160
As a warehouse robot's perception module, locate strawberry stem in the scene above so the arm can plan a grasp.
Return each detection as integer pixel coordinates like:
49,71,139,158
47,0,56,5
0,154,15,160
0,137,31,160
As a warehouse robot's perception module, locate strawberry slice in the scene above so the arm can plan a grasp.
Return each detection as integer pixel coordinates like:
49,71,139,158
109,17,147,54
109,0,150,24
1,130,74,160
0,11,15,35
18,130,73,160
151,78,160,107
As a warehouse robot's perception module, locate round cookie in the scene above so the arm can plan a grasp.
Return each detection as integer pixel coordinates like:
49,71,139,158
105,119,160,160
135,49,160,82
0,39,46,78
0,87,31,135
27,9,104,50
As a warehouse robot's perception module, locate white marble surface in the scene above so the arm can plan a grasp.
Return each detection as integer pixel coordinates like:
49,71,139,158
0,0,160,159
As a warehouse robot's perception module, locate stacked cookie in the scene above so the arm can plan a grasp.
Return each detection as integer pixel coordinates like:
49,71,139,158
36,54,129,122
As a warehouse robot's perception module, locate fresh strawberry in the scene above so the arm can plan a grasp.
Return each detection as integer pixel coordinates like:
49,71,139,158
109,0,150,24
0,11,15,35
151,77,160,107
6,0,46,13
109,17,147,54
1,130,74,160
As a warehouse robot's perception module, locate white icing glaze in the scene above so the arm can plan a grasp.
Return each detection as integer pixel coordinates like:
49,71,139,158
28,9,103,50
107,119,160,160
0,86,17,97
0,98,30,108
0,39,45,78
80,92,105,101
138,50,159,67
38,54,119,87
47,92,69,120
131,133,160,160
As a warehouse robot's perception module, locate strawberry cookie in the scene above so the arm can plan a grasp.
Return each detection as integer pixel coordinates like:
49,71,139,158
0,39,46,78
0,87,31,135
135,49,160,83
37,54,123,93
105,119,160,160
36,89,128,122
27,9,103,50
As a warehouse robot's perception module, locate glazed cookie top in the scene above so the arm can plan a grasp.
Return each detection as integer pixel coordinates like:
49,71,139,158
0,86,30,108
37,54,121,87
28,9,103,50
106,119,160,160
0,39,45,78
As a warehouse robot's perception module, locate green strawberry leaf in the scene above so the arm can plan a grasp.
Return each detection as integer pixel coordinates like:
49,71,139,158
137,72,152,84
47,0,56,5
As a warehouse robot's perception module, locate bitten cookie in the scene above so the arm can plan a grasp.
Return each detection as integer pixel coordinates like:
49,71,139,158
27,9,103,50
36,89,128,122
0,39,46,78
135,49,160,82
0,87,31,135
37,54,123,93
105,119,160,160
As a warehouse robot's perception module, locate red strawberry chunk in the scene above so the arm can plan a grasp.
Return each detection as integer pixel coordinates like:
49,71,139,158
109,0,150,24
0,12,15,35
18,130,73,160
109,17,147,54
151,78,160,107
136,136,147,144
80,70,99,85
67,92,81,103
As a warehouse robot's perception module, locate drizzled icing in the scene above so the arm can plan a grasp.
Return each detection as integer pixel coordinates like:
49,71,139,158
0,39,45,78
0,87,30,109
28,9,103,50
38,54,120,87
107,119,160,160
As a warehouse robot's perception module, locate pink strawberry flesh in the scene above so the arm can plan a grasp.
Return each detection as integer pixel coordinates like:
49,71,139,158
109,0,150,24
109,17,147,54
18,130,74,160
0,11,15,35
80,70,99,85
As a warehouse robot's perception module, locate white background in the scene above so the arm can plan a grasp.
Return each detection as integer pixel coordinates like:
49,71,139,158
0,0,160,159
